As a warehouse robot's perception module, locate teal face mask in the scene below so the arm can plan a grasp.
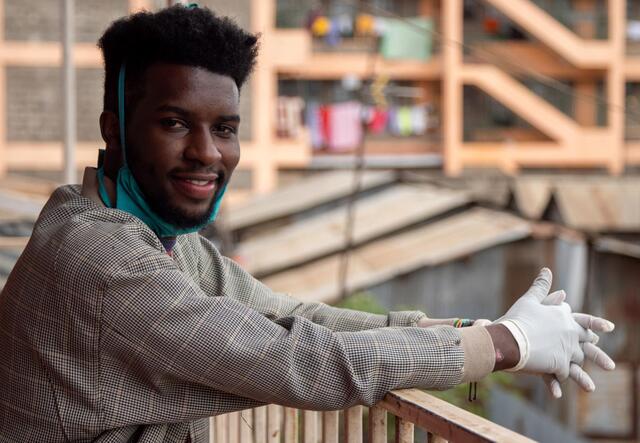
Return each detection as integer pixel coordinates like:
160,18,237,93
97,63,226,238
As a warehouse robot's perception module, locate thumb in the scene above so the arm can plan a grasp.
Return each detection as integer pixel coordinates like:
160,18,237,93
525,268,553,302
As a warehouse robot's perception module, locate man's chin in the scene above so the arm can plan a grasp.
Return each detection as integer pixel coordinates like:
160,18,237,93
152,200,216,230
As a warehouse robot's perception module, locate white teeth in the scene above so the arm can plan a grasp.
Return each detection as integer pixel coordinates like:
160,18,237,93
185,179,210,186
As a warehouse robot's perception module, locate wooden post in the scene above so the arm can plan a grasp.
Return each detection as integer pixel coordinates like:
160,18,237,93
251,0,278,194
303,410,318,443
395,417,414,443
607,0,626,174
322,411,339,443
442,0,463,175
344,406,363,443
62,0,77,184
368,406,387,443
214,414,228,443
283,407,298,443
573,0,598,127
228,412,240,443
239,410,254,443
266,405,281,443
0,0,6,178
254,406,267,443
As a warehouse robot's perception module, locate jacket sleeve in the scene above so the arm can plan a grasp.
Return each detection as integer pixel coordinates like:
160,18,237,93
181,234,427,332
99,250,466,427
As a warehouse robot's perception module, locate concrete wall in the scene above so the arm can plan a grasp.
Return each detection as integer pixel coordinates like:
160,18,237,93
4,0,253,145
4,0,128,43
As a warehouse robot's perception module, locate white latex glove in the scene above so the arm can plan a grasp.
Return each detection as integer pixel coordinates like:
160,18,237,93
540,290,615,398
494,268,615,397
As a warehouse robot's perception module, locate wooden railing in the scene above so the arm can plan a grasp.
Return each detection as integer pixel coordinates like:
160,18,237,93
209,389,534,443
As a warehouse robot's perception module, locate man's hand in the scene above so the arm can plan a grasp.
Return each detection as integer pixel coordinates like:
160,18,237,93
494,268,615,398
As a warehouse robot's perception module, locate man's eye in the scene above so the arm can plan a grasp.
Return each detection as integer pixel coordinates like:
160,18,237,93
160,118,187,129
215,125,237,137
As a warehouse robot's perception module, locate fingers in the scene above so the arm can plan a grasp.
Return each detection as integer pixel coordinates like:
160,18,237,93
569,363,596,392
573,313,615,333
544,374,563,398
578,328,600,345
527,268,553,302
583,342,616,370
542,290,566,306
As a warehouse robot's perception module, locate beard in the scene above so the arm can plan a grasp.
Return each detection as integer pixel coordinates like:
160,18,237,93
148,189,218,230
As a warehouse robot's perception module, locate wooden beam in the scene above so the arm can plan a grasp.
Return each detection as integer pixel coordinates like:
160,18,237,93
607,0,626,175
442,0,462,175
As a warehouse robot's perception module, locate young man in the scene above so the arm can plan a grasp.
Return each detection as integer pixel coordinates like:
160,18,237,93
0,5,614,443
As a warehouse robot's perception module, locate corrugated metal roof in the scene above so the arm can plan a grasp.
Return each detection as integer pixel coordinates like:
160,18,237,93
236,184,470,276
262,208,531,303
512,177,640,232
221,171,395,231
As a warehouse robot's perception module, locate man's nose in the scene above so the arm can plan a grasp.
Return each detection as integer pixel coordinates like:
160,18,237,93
184,126,222,165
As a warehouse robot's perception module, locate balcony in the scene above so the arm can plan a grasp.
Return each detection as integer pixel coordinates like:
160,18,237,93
209,389,532,443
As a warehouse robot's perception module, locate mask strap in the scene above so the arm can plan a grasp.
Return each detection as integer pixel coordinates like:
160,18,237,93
118,63,127,165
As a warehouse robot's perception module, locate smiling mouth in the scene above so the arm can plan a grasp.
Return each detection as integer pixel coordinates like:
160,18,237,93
170,174,221,200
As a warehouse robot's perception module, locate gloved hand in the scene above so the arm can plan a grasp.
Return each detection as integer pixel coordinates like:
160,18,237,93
495,268,615,398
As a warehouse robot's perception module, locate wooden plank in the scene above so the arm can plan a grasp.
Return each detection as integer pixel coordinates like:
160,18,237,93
239,410,254,443
254,406,267,443
283,408,298,443
262,208,531,303
379,389,535,443
222,171,395,231
267,405,281,443
512,178,553,220
237,184,468,276
368,406,387,443
322,411,339,443
214,414,228,443
395,417,414,443
303,410,318,443
228,412,240,443
344,406,363,443
554,179,640,231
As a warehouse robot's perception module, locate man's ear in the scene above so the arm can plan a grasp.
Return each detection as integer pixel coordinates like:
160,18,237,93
99,111,123,180
99,111,120,150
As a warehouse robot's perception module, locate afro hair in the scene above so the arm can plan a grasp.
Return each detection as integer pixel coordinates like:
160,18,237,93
98,4,259,113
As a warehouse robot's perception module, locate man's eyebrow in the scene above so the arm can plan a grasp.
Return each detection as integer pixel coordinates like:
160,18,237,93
155,105,240,122
217,114,241,123
156,105,191,116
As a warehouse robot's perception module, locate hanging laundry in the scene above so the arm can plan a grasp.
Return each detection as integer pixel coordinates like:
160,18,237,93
397,106,413,136
311,16,331,37
368,107,388,134
336,13,353,37
628,21,640,41
328,101,362,152
373,16,387,37
411,105,427,136
380,17,433,61
387,106,399,136
305,102,324,150
355,13,375,36
320,105,331,146
325,17,342,46
276,97,304,139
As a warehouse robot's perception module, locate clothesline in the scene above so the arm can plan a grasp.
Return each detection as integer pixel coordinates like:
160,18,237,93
277,97,437,151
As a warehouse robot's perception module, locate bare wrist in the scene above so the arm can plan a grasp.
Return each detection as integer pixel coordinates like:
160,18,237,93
486,324,520,371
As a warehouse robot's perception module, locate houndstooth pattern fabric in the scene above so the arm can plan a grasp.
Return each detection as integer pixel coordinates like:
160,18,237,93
0,185,465,442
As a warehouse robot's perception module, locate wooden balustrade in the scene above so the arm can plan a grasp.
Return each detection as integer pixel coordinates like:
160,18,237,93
210,389,534,443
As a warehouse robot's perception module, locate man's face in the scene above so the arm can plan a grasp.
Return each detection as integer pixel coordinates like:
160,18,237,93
125,63,241,229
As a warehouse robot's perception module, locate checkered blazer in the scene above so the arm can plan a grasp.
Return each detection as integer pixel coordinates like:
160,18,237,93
0,184,465,442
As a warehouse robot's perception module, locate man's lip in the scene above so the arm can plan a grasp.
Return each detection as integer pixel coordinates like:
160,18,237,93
171,172,219,181
170,175,219,200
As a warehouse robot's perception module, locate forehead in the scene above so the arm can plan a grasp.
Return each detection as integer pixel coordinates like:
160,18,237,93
138,63,240,111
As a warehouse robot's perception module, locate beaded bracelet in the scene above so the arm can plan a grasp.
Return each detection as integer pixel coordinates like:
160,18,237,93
453,318,475,328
